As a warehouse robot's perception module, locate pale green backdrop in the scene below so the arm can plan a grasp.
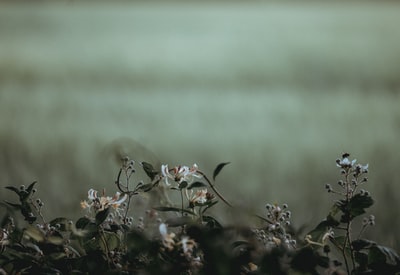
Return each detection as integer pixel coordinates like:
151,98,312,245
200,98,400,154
1,1,400,249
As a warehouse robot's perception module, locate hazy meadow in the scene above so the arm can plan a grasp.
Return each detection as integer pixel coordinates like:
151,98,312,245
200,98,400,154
1,2,400,249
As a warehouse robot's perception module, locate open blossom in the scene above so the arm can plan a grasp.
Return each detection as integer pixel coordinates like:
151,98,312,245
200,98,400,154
179,236,197,257
80,189,127,212
186,188,214,207
161,164,202,186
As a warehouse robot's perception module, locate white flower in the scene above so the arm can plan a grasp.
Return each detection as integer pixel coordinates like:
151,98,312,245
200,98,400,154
81,189,127,212
159,223,175,251
187,189,209,205
161,164,202,186
180,236,196,256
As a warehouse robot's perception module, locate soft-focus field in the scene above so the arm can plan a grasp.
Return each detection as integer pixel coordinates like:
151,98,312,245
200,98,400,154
1,2,400,249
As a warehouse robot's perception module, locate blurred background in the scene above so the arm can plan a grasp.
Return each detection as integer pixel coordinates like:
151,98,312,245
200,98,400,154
1,1,400,249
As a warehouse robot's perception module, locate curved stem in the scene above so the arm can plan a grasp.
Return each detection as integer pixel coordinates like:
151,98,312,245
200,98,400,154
198,171,233,207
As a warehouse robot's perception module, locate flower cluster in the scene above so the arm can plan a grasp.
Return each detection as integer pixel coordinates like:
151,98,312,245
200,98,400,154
326,153,370,197
187,188,215,208
253,203,296,249
161,164,202,186
80,189,127,213
159,223,201,267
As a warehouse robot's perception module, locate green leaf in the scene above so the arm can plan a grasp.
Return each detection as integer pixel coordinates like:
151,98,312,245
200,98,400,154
307,214,340,242
99,232,120,251
95,208,110,225
141,162,158,180
187,181,207,190
153,206,195,215
24,226,45,242
352,239,376,251
47,235,64,245
213,162,230,181
369,244,400,267
76,217,91,229
336,194,374,222
354,251,369,271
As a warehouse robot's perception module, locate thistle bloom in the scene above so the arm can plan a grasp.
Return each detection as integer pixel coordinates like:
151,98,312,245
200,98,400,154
80,189,127,212
161,164,202,186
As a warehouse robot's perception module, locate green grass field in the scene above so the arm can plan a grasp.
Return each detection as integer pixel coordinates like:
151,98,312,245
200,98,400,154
1,2,400,249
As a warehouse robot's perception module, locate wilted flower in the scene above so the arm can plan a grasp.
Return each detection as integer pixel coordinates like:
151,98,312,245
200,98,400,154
161,164,202,186
80,189,127,212
159,223,175,251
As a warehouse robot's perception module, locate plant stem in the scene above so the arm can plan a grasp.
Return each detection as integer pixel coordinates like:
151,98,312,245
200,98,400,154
198,171,233,207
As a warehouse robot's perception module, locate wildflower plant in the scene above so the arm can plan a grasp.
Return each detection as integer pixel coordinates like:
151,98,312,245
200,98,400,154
0,152,399,274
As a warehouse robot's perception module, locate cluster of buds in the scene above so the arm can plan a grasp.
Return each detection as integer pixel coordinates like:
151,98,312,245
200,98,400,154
265,203,291,230
362,214,376,227
261,203,296,248
327,153,370,196
336,153,369,177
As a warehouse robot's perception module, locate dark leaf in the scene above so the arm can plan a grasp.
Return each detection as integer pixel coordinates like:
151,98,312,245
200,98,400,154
352,239,376,251
99,232,120,251
354,251,369,271
76,217,91,229
178,181,188,189
337,194,374,222
153,206,195,215
95,208,110,225
213,162,230,181
369,244,400,267
202,215,222,229
307,214,340,242
82,222,99,240
141,161,158,181
187,181,207,190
